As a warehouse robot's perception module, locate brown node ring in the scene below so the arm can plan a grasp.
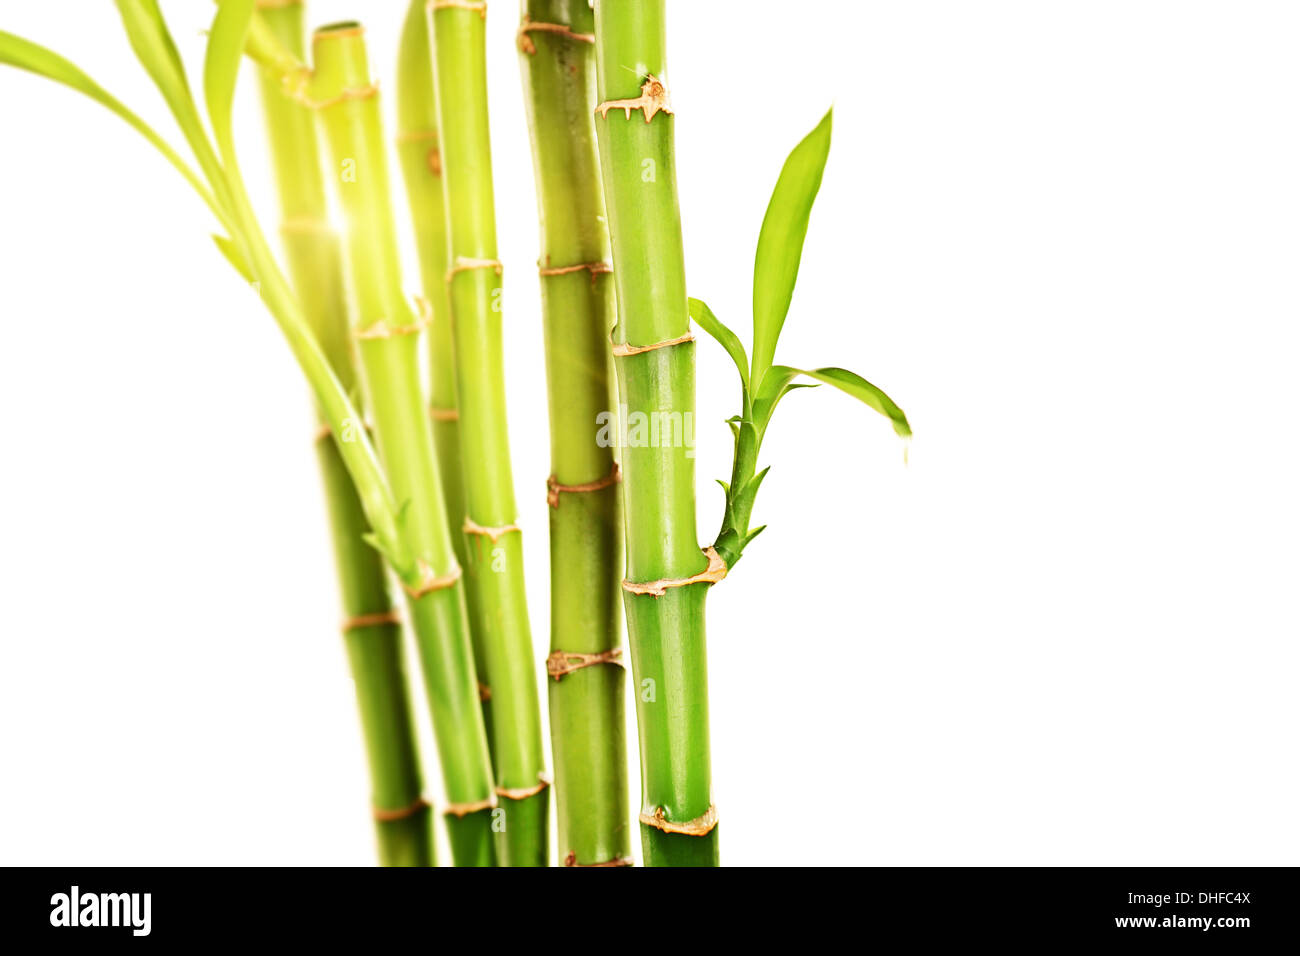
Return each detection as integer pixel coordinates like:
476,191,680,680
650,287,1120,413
623,547,727,598
372,795,430,823
538,260,612,287
596,75,673,124
496,774,551,801
256,0,302,10
547,462,621,508
546,648,623,681
463,517,521,543
341,609,402,633
354,297,433,341
403,562,463,599
639,804,718,837
299,82,379,112
443,795,496,818
477,681,492,702
517,16,596,55
563,851,634,867
446,257,504,283
429,406,460,423
612,332,694,358
428,0,488,19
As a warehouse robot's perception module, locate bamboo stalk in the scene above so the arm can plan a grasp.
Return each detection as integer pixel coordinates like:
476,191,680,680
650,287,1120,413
517,0,630,867
393,0,495,762
426,0,549,866
593,0,719,866
254,1,430,868
310,21,497,867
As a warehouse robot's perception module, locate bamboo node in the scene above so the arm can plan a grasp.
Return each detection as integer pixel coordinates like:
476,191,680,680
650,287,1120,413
477,681,492,702
297,82,379,112
428,0,487,19
429,405,460,423
623,547,727,598
517,16,595,55
538,260,612,286
563,852,634,867
256,0,303,10
639,804,718,837
496,773,551,801
354,297,432,341
372,795,430,822
612,332,694,358
546,648,624,681
403,561,463,599
341,609,402,633
463,516,521,543
546,462,621,507
446,256,504,283
597,75,673,124
443,795,497,818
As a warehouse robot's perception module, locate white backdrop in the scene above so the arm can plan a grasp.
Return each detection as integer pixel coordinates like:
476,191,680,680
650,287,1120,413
0,1,1296,866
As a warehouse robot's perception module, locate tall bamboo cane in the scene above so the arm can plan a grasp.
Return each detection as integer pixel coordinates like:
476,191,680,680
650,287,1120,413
593,0,719,866
426,0,548,866
309,20,497,867
517,0,629,867
254,0,430,868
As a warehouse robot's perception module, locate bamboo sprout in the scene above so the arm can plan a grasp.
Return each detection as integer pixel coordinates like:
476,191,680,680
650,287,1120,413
308,21,498,867
426,0,548,866
254,1,430,868
593,0,717,866
517,0,629,867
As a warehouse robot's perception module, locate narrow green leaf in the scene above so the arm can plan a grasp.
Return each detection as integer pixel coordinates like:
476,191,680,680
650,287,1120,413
114,0,194,118
791,366,911,438
751,108,833,388
688,296,749,389
212,234,253,282
205,0,256,160
0,30,219,217
750,365,801,436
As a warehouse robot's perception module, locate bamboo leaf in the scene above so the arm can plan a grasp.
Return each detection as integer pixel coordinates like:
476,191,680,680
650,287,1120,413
0,31,218,214
688,296,749,389
789,366,911,439
114,0,194,118
750,365,802,435
750,108,833,389
204,0,256,160
212,234,253,282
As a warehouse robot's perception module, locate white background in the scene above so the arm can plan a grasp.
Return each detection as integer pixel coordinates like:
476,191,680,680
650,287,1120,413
0,1,1296,866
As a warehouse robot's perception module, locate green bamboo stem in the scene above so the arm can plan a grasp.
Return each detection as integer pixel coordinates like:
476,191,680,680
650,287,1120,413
517,0,629,867
426,0,548,867
593,0,719,866
310,21,497,867
394,2,492,752
255,1,430,868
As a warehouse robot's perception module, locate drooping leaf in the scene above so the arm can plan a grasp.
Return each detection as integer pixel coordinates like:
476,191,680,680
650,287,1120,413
0,31,217,214
750,108,833,388
689,296,749,389
204,0,256,161
790,366,911,438
750,365,813,436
